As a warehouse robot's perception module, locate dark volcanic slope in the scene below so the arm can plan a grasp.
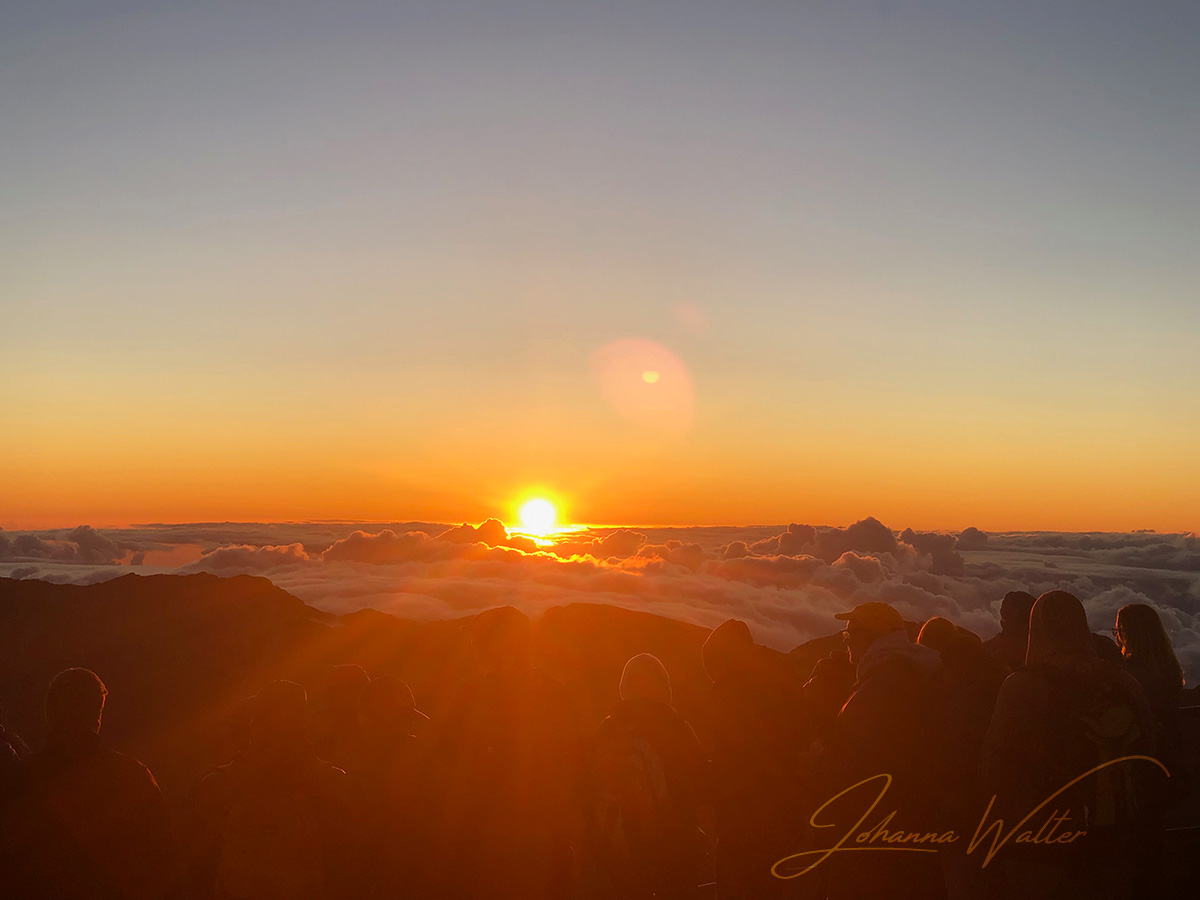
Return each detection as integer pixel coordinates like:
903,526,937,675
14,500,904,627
0,573,778,801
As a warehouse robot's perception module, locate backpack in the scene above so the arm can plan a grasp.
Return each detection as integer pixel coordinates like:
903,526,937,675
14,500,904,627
1026,663,1149,830
216,772,327,900
590,719,674,875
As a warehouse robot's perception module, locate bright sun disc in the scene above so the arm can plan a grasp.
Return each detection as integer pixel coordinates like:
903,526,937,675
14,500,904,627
518,498,557,535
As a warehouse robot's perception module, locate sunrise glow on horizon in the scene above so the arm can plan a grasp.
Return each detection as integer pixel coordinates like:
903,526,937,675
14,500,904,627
2,3,1198,535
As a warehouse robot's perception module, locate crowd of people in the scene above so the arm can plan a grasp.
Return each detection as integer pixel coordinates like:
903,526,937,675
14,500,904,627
0,591,1191,900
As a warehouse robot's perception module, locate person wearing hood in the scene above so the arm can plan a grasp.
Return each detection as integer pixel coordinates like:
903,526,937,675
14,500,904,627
979,591,1157,900
582,654,708,900
699,618,809,900
817,603,945,900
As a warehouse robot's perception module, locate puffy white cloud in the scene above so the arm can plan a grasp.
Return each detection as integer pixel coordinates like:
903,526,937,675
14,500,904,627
183,543,312,571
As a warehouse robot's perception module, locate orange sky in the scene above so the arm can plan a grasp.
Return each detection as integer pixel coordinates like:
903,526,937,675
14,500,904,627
5,4,1199,534
4,374,1197,532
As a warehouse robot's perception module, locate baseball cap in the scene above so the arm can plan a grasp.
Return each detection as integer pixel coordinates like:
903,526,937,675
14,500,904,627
834,602,904,633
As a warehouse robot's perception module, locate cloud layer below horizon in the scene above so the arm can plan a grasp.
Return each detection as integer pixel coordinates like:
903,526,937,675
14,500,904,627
3,518,1199,680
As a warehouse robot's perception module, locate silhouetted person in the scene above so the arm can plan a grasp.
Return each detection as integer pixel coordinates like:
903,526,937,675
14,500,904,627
433,606,577,900
186,680,351,900
0,668,177,900
583,653,708,900
313,665,370,771
983,590,1036,671
801,649,856,743
816,603,945,900
0,702,30,804
0,702,30,761
1092,632,1124,664
1113,603,1188,900
917,617,1007,900
700,618,808,900
346,676,435,900
917,617,1007,781
979,591,1159,900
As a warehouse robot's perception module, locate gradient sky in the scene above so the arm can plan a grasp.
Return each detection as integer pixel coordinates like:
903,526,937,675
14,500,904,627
3,1,1199,531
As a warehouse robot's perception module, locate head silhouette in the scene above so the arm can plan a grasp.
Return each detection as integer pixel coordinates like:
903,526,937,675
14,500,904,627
472,606,532,672
1115,603,1184,690
358,675,429,737
251,680,308,749
325,665,370,720
619,653,672,705
702,619,754,684
999,591,1036,637
1026,591,1096,666
836,602,905,665
916,617,961,656
45,668,108,737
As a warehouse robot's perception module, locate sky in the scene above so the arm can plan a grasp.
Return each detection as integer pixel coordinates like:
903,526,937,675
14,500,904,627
3,1,1199,531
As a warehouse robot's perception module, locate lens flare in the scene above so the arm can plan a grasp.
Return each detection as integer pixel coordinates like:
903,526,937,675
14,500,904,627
592,339,695,434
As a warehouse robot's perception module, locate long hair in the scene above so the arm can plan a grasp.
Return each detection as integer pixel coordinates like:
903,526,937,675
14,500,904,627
1116,603,1184,691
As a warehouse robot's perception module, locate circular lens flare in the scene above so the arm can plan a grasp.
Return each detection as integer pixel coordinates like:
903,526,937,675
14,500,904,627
518,498,557,535
592,339,694,434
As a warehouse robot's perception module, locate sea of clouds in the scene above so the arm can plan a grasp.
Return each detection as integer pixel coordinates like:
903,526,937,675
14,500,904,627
3,518,1199,679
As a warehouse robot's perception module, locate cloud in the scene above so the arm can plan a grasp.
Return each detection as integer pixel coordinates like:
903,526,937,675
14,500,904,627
0,525,133,565
5,533,83,562
436,518,539,552
899,528,965,576
322,530,441,564
722,541,749,560
10,518,1200,682
957,527,989,550
67,525,130,564
183,543,312,571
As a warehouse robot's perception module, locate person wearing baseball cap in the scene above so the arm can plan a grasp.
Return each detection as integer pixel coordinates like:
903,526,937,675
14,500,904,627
835,601,906,666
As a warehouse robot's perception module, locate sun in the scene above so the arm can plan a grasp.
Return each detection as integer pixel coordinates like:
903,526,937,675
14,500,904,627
518,498,557,536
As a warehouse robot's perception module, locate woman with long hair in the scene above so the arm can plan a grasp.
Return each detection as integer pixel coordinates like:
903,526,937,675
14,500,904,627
1113,603,1187,900
1113,604,1184,700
